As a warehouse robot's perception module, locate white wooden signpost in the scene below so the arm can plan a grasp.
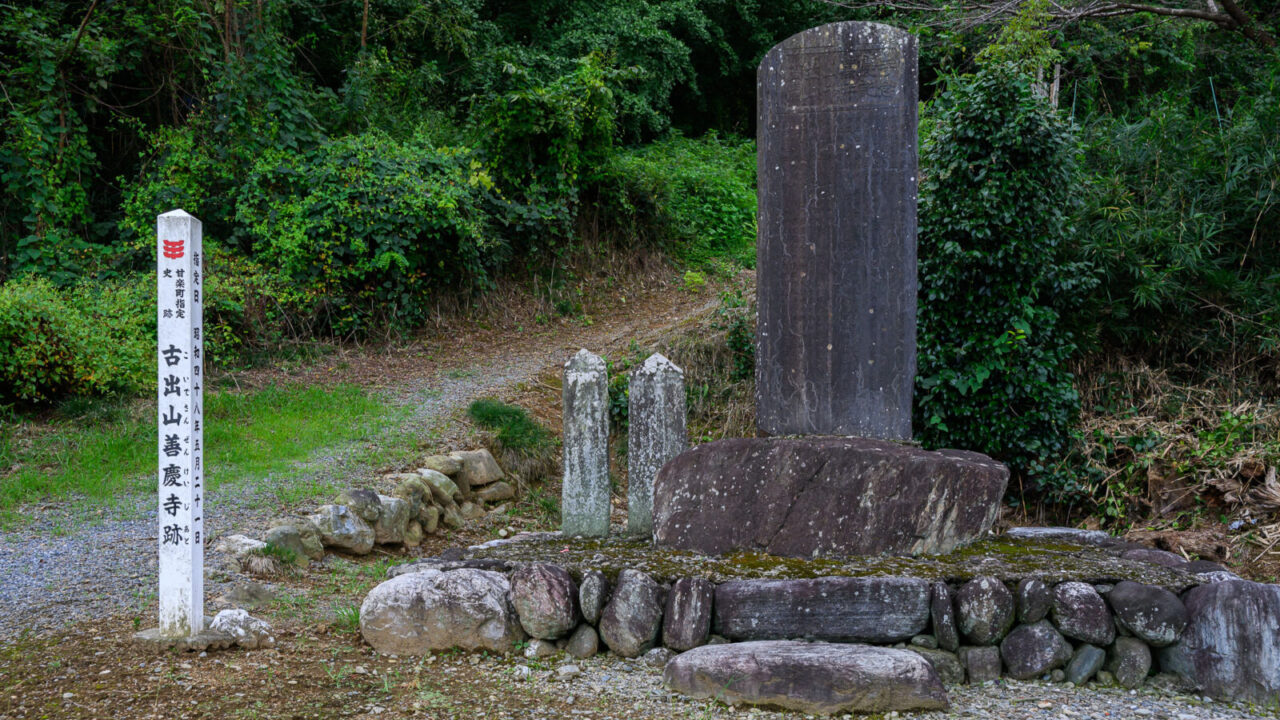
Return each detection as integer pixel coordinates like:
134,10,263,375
156,209,204,637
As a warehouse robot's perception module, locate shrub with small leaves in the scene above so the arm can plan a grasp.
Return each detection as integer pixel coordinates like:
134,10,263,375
0,275,153,405
915,65,1096,491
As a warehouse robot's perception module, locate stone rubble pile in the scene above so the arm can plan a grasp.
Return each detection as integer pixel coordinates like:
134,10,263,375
357,528,1280,713
216,449,511,568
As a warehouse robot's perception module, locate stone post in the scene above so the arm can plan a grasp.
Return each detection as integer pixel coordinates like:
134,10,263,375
156,209,204,637
627,353,687,537
562,349,610,537
755,22,919,440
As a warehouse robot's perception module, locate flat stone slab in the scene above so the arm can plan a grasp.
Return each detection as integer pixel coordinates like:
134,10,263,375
461,535,1201,593
714,577,929,643
653,437,1008,557
663,641,948,715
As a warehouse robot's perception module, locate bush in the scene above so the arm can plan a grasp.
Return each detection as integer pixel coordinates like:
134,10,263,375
473,53,619,250
235,132,500,334
915,65,1095,489
592,132,756,268
1077,74,1280,375
0,275,153,405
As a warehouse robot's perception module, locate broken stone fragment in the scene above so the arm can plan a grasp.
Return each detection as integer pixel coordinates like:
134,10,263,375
337,488,382,523
476,481,515,503
214,534,266,559
262,525,313,566
418,469,462,505
452,449,504,491
662,577,714,651
308,504,374,554
374,494,411,545
210,609,275,650
420,454,463,477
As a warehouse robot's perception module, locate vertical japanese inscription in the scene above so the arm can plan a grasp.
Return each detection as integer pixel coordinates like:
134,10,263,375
755,22,918,440
156,209,203,637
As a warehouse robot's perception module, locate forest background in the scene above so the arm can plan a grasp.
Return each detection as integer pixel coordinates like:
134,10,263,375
1,0,1278,534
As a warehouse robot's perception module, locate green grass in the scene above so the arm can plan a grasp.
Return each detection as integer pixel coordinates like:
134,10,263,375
0,382,406,519
466,398,554,452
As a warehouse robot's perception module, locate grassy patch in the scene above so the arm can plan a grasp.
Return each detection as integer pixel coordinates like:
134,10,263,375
467,399,553,452
0,383,404,519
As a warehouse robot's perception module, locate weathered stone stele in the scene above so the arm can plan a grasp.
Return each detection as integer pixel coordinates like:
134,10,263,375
626,353,687,537
756,21,918,439
653,437,1007,557
561,349,610,537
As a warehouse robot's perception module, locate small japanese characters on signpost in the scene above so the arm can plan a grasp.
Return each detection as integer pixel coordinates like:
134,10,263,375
156,209,204,637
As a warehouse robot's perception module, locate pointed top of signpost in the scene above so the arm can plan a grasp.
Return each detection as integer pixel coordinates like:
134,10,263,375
158,208,195,219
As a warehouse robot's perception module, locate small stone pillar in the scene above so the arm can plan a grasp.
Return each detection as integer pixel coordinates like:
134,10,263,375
562,349,610,537
627,353,687,537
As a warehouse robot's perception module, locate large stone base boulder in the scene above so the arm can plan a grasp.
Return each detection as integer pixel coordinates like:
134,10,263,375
653,437,1007,557
360,569,525,654
1160,579,1280,703
663,641,949,715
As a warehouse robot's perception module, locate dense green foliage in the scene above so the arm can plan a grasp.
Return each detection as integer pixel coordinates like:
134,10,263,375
0,276,153,404
915,65,1093,485
1077,80,1280,369
1,0,1278,519
593,134,757,267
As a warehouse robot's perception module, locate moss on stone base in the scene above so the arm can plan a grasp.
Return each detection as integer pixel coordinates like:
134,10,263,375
464,535,1198,592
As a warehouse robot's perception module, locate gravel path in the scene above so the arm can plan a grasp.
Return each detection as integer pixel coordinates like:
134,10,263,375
362,648,1279,719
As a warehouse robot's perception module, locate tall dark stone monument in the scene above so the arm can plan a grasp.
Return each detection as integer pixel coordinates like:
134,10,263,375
756,22,918,440
653,23,1008,559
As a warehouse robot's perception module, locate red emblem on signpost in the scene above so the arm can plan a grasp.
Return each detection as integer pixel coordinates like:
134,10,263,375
162,240,185,259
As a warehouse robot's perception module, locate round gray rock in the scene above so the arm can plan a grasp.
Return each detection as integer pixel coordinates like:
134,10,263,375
598,569,663,658
509,562,580,640
1051,582,1114,646
1107,636,1152,688
359,568,525,654
956,576,1014,645
1066,644,1106,685
999,620,1072,680
1106,580,1187,647
1016,578,1052,624
565,623,598,659
663,641,948,714
908,647,965,685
